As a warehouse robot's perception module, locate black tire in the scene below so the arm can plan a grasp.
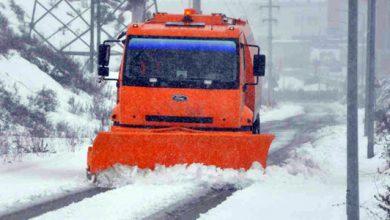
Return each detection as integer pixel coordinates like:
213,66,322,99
86,169,97,183
252,117,260,134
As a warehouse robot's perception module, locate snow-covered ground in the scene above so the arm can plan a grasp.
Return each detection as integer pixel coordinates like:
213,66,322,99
0,51,100,135
0,102,304,218
0,141,91,215
34,165,261,220
200,110,389,220
260,103,304,122
276,76,344,92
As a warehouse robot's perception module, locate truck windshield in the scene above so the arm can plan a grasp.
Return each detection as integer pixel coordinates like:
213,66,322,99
123,38,238,89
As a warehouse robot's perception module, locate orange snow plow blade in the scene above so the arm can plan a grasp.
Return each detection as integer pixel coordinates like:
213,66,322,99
87,127,274,174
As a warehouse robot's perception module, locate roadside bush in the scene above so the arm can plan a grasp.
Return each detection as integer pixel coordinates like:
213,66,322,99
28,110,52,137
56,121,70,138
0,13,11,55
68,97,86,114
55,121,79,152
9,0,25,24
376,78,390,135
375,79,390,219
0,135,9,157
0,83,52,138
30,137,49,154
89,94,112,130
375,186,390,219
0,110,10,131
28,88,58,112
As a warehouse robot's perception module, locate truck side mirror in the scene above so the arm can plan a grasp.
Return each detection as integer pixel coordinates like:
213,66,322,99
98,66,109,77
98,44,111,67
253,54,266,77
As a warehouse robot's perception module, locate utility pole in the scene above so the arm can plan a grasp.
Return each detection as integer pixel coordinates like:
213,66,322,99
131,0,146,23
90,0,95,73
261,0,279,106
193,0,201,13
153,0,158,13
347,0,360,219
96,0,101,67
365,0,376,159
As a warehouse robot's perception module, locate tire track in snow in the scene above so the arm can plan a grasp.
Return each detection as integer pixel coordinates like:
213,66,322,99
0,187,109,220
148,185,237,220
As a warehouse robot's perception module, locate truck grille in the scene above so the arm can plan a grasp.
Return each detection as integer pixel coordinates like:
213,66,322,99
145,115,213,124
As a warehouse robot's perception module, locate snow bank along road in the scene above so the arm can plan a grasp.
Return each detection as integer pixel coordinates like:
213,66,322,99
0,102,342,220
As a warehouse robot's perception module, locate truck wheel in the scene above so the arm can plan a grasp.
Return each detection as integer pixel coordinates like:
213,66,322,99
252,117,260,134
86,169,97,183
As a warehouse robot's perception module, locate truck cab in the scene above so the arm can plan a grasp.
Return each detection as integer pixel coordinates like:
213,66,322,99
98,9,265,133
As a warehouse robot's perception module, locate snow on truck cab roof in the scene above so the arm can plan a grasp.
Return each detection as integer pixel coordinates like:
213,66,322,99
126,9,249,39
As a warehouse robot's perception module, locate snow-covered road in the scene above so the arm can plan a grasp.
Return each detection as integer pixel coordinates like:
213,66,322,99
0,102,304,219
267,102,343,165
2,102,386,220
0,149,91,215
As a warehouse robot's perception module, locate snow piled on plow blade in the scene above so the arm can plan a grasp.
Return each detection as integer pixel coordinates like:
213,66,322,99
95,162,266,189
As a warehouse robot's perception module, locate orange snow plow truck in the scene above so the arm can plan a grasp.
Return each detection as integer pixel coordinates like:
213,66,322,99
87,9,274,178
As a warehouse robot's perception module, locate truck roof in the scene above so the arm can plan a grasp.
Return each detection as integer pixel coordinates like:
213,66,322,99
127,10,248,39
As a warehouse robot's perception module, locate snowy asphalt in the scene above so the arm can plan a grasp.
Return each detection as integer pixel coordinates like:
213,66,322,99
144,102,342,219
0,102,341,220
267,102,340,166
0,188,110,220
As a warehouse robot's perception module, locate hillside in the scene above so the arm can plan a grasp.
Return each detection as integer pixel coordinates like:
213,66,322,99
0,0,115,155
